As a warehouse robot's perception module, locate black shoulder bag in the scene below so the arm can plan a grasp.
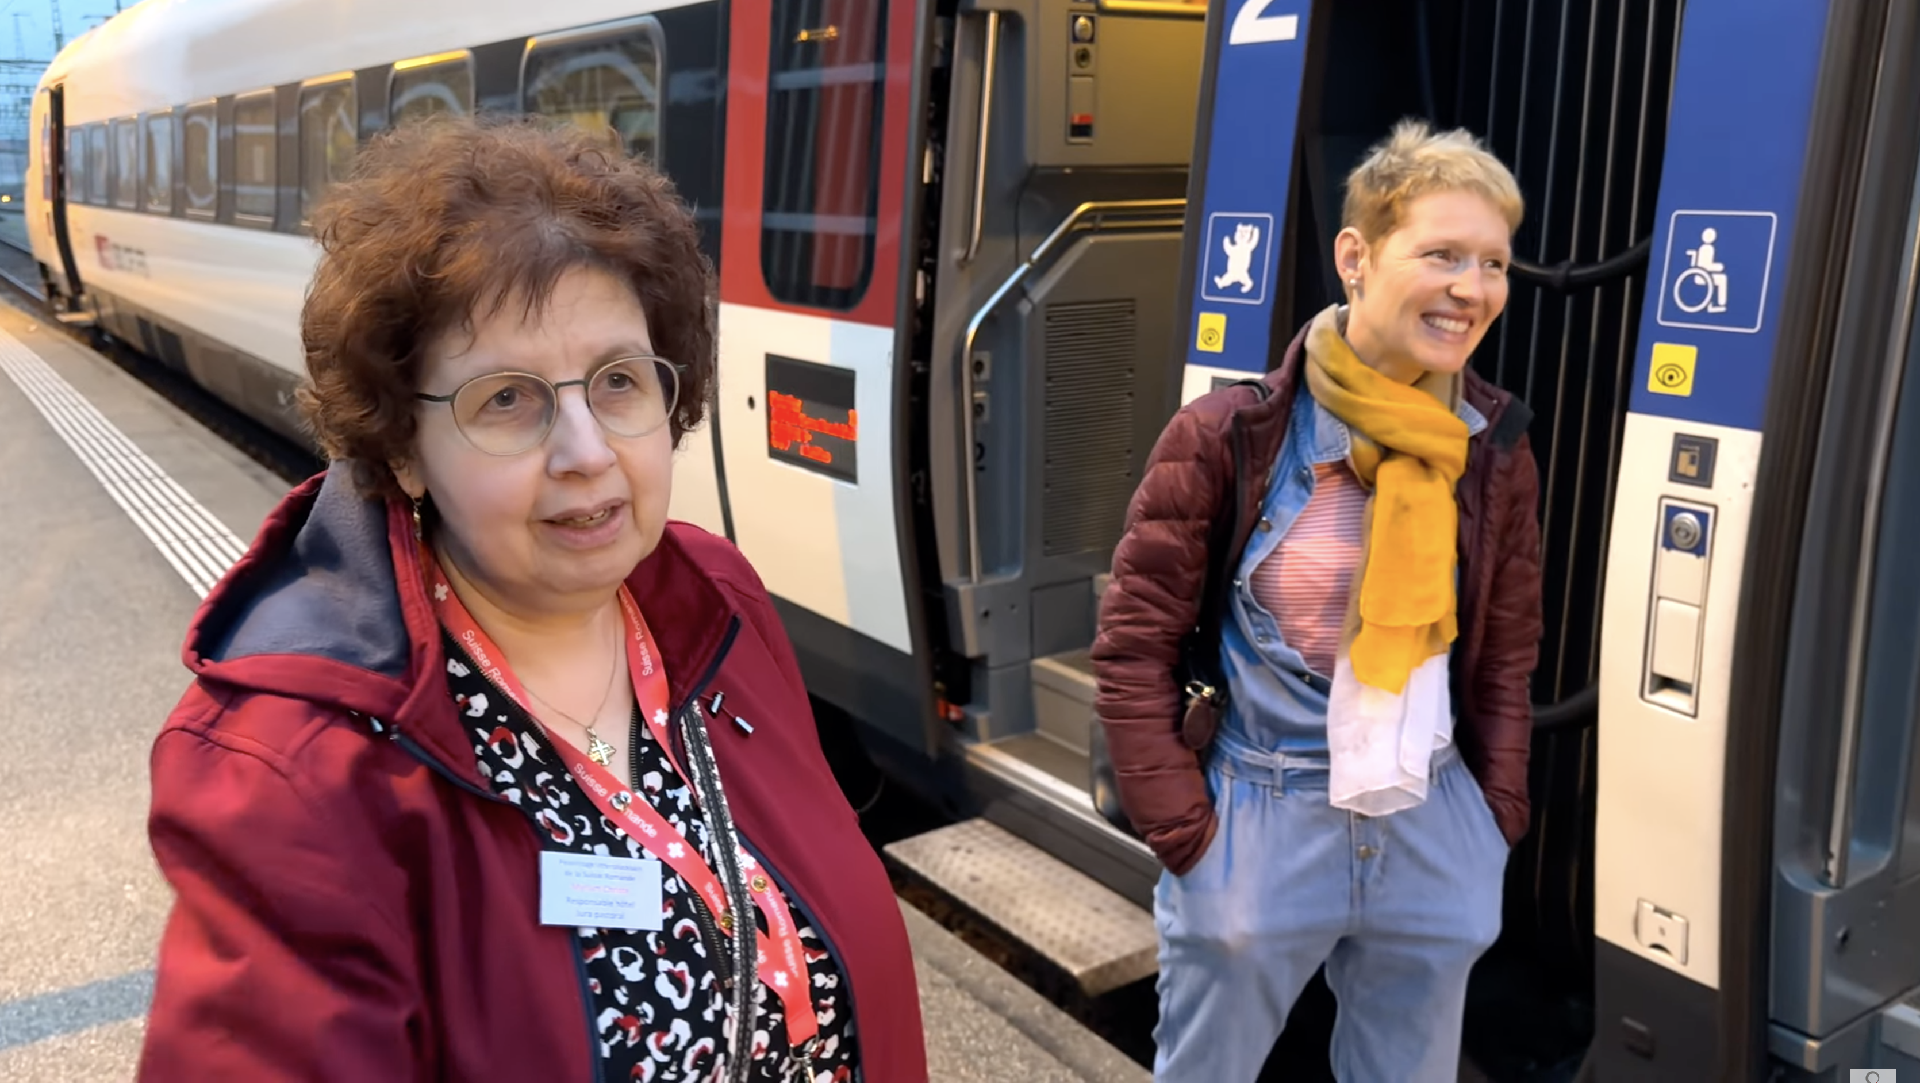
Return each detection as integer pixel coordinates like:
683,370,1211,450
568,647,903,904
1090,378,1271,837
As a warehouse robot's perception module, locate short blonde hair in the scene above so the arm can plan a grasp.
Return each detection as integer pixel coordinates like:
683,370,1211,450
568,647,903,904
1342,118,1524,244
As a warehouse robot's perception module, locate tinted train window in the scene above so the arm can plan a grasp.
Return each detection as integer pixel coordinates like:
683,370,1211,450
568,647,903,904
232,91,277,221
144,111,173,213
390,54,473,128
86,124,107,205
522,18,664,163
111,117,138,208
299,78,357,223
65,128,82,203
183,102,216,217
761,0,887,310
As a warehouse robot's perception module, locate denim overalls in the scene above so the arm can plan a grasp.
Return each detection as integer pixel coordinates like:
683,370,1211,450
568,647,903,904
1151,384,1513,1083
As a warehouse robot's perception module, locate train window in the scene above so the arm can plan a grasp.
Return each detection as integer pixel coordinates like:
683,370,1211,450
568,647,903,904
183,101,216,218
232,91,277,221
86,123,107,205
40,109,51,203
761,0,887,310
390,52,473,128
111,117,139,209
65,128,82,203
143,111,173,214
298,76,358,224
521,17,664,163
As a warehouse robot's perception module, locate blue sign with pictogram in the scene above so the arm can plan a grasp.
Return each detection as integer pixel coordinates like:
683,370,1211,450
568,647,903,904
1627,1,1827,431
1655,210,1778,335
1200,212,1274,307
1182,0,1311,376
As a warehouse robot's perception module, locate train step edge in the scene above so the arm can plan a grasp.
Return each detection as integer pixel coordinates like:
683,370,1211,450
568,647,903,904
883,817,1158,998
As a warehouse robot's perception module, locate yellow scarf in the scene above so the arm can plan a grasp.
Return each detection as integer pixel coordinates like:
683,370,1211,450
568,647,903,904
1301,305,1470,695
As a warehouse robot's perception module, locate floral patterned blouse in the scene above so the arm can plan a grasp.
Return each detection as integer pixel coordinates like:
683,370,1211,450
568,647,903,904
442,629,859,1082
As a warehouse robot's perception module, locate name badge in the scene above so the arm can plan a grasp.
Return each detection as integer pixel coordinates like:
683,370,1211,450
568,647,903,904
539,852,663,931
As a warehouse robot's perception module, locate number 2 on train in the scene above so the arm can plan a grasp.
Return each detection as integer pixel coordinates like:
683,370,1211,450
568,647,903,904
1228,0,1298,45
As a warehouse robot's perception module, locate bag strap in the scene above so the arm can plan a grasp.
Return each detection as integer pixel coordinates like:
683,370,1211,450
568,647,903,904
1183,378,1271,700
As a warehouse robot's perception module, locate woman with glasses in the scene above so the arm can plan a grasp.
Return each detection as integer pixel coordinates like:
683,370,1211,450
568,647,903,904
136,115,926,1083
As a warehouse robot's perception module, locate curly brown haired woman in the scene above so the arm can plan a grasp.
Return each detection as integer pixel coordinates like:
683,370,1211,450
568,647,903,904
136,114,927,1083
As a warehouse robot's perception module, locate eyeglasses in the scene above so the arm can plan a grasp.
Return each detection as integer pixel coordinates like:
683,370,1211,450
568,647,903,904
415,355,683,457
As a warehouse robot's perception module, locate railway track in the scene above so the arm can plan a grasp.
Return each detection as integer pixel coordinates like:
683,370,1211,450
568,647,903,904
0,237,324,487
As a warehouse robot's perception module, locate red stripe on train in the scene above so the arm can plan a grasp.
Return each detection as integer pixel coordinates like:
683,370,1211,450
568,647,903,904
719,0,914,329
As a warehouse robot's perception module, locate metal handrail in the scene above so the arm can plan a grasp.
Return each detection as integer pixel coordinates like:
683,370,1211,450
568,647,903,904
1825,161,1920,888
958,197,1188,582
960,11,1000,266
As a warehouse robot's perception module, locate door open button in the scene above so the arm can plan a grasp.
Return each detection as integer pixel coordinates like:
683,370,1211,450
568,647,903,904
1643,498,1715,715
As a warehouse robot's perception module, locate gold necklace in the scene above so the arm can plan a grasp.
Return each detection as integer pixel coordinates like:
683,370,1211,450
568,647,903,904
524,619,624,766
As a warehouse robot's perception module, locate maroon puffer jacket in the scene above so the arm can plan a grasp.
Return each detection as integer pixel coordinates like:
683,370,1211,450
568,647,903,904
1091,320,1545,876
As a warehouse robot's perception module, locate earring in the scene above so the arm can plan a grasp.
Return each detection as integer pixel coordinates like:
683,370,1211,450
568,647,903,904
411,497,424,540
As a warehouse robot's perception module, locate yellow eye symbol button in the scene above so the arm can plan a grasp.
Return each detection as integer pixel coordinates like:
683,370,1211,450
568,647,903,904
1196,312,1226,353
1648,342,1697,397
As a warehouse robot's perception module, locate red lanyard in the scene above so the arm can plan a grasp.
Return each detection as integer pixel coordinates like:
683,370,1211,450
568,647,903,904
422,548,819,1049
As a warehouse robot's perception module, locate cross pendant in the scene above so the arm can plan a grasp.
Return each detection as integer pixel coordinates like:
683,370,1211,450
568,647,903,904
586,729,616,766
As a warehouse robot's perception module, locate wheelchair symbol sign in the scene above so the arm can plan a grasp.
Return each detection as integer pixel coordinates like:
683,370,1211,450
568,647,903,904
1656,210,1778,334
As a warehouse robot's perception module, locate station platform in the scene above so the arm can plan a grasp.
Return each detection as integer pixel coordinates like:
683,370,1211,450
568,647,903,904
0,291,1148,1083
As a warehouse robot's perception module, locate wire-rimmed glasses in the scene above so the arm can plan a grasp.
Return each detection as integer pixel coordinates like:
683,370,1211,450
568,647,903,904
415,355,683,457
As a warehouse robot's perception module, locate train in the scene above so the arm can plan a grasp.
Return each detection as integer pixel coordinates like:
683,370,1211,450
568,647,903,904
22,0,1920,1079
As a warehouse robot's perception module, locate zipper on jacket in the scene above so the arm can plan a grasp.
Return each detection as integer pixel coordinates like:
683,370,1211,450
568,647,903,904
652,716,735,993
664,619,857,1081
382,724,607,1083
658,618,743,992
680,695,759,1083
664,617,780,1083
664,615,742,788
736,832,859,1081
630,717,735,995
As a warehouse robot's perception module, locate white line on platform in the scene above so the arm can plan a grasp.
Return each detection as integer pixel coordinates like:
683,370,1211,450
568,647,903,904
0,327,245,598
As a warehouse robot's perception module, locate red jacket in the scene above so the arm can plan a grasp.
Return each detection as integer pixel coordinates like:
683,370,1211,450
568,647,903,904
137,467,927,1083
1091,320,1544,875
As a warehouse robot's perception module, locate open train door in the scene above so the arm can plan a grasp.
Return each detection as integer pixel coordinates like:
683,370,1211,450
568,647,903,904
32,84,86,311
1592,0,1920,1078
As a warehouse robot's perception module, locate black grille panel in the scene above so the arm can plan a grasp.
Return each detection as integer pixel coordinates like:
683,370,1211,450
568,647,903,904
1042,300,1138,558
1449,0,1686,703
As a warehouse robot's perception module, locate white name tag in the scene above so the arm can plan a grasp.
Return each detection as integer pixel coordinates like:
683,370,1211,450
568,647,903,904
539,852,663,931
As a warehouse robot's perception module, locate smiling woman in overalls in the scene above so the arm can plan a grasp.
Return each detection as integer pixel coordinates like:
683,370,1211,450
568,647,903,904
1092,119,1545,1081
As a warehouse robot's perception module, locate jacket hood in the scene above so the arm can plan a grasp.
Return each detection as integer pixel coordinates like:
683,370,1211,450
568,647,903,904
186,465,426,720
182,462,741,787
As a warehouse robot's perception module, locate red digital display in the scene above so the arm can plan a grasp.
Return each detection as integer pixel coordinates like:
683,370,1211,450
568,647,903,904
769,392,858,467
764,353,858,483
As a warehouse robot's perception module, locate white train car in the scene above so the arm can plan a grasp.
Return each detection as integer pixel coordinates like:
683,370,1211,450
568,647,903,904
25,0,734,531
28,1,1920,1078
25,0,1214,928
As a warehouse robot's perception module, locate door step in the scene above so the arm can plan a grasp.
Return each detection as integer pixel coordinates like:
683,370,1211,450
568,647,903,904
1880,992,1920,1063
1031,649,1096,755
884,817,1158,997
54,310,94,328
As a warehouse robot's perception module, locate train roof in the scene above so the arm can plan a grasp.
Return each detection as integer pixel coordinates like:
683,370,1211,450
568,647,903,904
42,0,699,125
